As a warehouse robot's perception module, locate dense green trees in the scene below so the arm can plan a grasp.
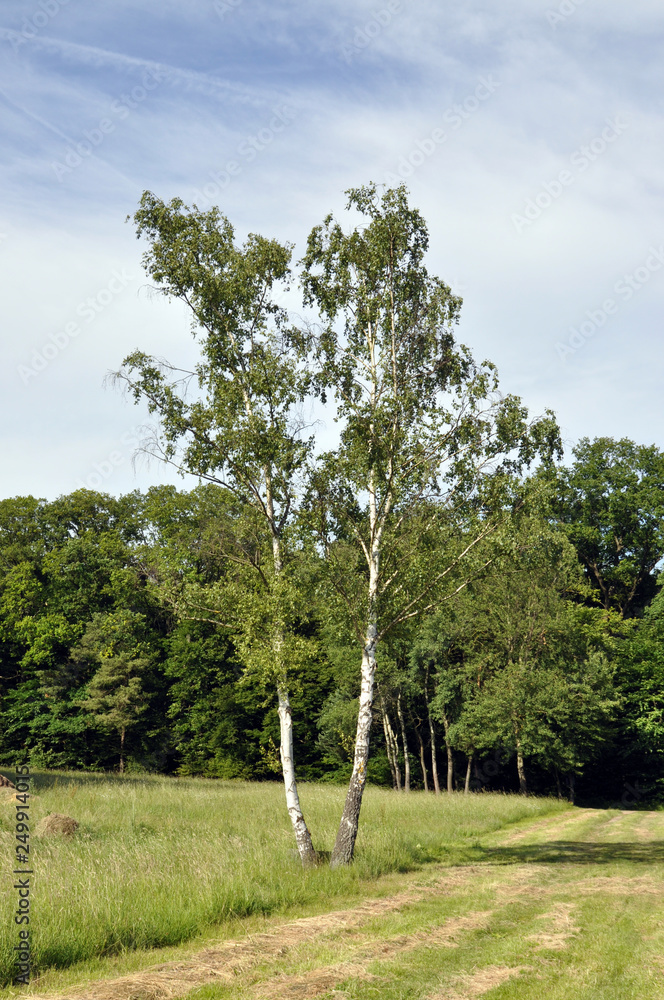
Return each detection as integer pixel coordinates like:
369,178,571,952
74,611,154,773
1,184,664,848
556,437,664,616
0,490,165,770
0,463,661,807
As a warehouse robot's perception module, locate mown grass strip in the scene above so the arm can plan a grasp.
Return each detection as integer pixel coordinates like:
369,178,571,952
0,769,566,990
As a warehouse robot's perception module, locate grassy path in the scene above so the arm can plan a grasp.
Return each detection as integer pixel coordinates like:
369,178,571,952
18,805,664,1000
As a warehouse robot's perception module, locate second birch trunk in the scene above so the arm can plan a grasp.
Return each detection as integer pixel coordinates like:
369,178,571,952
396,693,410,792
330,538,380,867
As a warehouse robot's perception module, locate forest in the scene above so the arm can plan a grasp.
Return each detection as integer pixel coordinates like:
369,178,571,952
1,439,663,805
2,185,664,822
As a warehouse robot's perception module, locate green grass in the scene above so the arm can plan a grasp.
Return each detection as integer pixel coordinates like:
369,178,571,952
0,770,566,989
182,807,664,1000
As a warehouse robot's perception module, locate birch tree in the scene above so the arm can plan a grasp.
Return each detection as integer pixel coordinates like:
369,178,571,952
301,184,560,865
113,192,318,865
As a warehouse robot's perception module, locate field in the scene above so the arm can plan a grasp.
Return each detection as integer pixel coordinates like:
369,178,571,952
2,772,664,998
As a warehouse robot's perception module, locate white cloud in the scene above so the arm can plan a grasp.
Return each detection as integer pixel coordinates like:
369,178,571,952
0,0,663,498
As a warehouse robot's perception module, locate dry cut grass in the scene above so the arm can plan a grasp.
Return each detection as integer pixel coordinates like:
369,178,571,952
0,770,567,989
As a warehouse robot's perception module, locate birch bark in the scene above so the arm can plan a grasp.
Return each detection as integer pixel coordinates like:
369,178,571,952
396,693,410,792
464,754,473,794
416,728,430,791
330,541,379,867
267,492,317,867
277,685,317,865
423,666,441,794
440,707,454,793
379,693,401,790
516,737,528,795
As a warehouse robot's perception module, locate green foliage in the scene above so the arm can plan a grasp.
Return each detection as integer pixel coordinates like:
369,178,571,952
413,516,620,790
0,186,663,808
612,587,664,792
0,492,167,771
0,471,658,798
301,182,562,648
317,690,359,777
165,620,262,779
117,192,313,516
0,496,47,570
557,437,664,615
74,611,154,770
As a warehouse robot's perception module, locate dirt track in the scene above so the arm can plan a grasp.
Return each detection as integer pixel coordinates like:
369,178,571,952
21,807,664,1000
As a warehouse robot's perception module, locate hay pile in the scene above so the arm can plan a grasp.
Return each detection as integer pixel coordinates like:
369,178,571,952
35,813,79,837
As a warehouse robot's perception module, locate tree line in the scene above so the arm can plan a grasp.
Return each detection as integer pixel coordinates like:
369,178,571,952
2,185,663,864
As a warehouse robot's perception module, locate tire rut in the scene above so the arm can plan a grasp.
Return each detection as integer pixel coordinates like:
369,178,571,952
24,808,664,1000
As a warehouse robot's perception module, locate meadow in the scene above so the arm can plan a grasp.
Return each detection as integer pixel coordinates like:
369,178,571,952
0,770,567,992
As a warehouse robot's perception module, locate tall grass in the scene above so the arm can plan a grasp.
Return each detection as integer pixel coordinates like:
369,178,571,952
0,770,566,985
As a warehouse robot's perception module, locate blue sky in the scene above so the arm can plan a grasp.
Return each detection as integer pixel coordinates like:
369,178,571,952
1,0,663,498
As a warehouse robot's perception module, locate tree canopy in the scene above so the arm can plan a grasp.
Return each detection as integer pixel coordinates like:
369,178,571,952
1,184,663,861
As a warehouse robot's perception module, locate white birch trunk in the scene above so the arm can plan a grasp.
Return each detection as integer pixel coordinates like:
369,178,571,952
396,693,410,792
429,717,441,795
330,323,387,866
386,707,401,791
380,695,399,790
278,684,318,865
416,727,429,791
330,539,379,867
516,737,527,795
440,708,454,794
464,754,473,794
423,666,441,794
266,480,317,866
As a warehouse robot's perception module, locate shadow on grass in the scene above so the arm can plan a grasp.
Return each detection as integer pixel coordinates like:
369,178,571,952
0,769,206,793
475,840,664,866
